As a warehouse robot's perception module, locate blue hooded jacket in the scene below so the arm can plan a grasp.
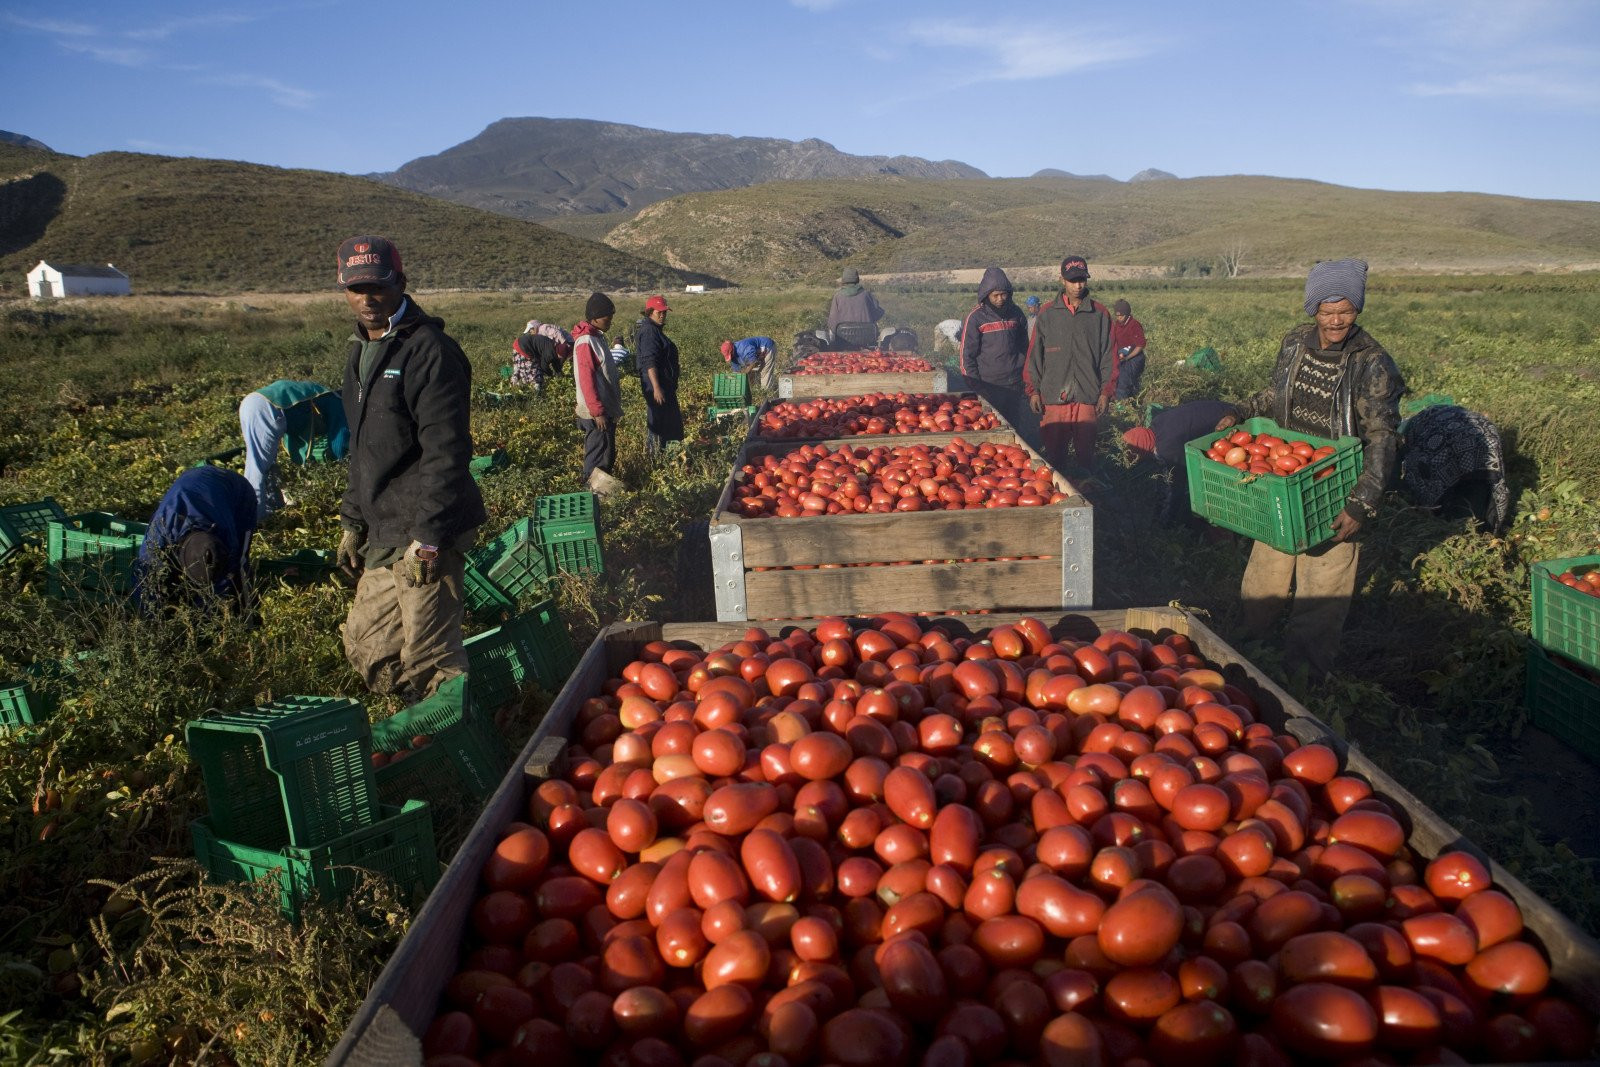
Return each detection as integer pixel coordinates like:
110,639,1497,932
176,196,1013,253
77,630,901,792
134,466,258,606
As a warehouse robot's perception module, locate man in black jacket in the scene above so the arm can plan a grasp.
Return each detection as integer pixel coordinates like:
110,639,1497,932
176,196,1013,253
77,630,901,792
635,294,683,459
333,236,487,700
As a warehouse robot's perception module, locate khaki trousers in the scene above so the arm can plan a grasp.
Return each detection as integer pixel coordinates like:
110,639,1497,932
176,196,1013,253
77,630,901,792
343,550,468,698
1239,538,1360,677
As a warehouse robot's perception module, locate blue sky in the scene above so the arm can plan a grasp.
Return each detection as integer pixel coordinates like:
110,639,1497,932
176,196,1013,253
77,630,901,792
3,0,1597,203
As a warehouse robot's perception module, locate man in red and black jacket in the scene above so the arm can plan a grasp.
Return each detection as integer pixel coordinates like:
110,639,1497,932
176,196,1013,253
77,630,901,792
958,266,1030,430
1025,254,1113,478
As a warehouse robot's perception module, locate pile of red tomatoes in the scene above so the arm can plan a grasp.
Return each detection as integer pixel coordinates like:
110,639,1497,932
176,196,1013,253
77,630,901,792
372,734,432,769
1203,430,1338,478
731,440,1065,518
755,394,998,441
425,613,1595,1067
791,353,936,375
1552,568,1600,600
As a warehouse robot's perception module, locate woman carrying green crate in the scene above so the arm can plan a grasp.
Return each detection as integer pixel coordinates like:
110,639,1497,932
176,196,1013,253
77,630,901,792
1223,259,1405,679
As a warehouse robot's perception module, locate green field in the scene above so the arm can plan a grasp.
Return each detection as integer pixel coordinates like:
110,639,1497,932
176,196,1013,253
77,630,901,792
1,273,1598,1063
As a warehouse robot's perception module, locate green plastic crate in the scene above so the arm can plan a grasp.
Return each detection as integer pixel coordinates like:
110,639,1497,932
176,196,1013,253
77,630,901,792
712,373,752,410
191,799,437,922
539,530,604,578
1184,418,1363,554
534,493,598,544
0,499,69,564
469,449,508,481
462,560,516,621
372,674,508,802
1531,554,1600,675
469,518,552,601
1524,643,1600,765
465,601,577,712
184,697,379,850
0,651,97,728
45,513,149,601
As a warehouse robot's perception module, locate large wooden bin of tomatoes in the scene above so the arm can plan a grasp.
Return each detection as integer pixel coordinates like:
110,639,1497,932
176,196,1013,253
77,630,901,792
778,352,948,400
708,430,1092,621
328,607,1600,1066
1185,418,1363,554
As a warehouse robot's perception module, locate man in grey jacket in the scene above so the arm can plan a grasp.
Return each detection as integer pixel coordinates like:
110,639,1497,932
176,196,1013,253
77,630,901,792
825,267,885,346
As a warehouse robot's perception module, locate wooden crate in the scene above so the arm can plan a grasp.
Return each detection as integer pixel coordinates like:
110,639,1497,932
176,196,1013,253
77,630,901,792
327,606,1600,1066
708,426,1092,620
777,368,949,398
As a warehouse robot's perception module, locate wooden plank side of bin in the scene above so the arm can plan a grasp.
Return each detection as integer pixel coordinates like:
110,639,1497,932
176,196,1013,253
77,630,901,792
326,621,662,1067
777,369,948,398
742,558,1064,618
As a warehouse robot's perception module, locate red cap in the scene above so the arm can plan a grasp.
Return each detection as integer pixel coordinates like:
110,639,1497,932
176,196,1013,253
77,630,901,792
720,340,734,360
645,295,671,313
1122,427,1157,454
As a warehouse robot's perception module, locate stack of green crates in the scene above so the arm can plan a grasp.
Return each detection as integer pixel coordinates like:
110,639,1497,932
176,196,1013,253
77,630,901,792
45,512,149,601
373,673,508,805
1525,555,1600,763
463,495,605,615
185,696,437,919
0,498,69,564
465,601,579,713
1184,418,1363,554
712,373,752,411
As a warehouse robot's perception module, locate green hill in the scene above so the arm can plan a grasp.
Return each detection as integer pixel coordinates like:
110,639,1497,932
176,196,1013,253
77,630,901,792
0,146,701,295
604,174,1600,283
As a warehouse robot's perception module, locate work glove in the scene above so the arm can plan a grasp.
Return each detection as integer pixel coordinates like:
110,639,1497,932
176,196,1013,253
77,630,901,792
336,527,366,578
402,540,441,588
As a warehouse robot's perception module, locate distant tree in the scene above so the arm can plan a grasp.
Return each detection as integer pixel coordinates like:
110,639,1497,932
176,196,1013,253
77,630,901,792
1219,242,1247,278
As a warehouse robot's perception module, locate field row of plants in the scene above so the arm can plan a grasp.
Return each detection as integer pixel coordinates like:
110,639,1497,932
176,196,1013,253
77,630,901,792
0,273,1596,1063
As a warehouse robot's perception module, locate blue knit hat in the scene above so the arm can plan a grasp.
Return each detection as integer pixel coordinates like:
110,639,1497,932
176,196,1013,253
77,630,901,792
1304,258,1367,315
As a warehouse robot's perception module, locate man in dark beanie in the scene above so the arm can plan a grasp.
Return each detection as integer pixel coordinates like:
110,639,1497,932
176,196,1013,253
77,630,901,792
1227,257,1404,679
1109,298,1148,401
573,291,623,494
334,235,486,701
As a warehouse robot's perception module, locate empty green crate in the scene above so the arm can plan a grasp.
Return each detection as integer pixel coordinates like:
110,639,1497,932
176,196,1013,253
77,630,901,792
0,499,69,564
465,602,577,711
372,674,508,802
1531,554,1600,674
1524,643,1600,764
191,799,438,922
534,493,598,544
1184,418,1363,554
184,697,379,850
0,681,46,728
469,518,551,600
45,513,149,600
713,373,752,410
462,560,516,621
470,450,508,481
540,531,604,578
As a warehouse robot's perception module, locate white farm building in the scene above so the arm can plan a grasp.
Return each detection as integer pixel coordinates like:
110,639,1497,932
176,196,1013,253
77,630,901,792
27,261,131,299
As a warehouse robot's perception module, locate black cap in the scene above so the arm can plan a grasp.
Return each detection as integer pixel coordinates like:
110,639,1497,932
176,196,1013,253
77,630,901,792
586,292,615,321
337,236,403,288
1060,255,1089,282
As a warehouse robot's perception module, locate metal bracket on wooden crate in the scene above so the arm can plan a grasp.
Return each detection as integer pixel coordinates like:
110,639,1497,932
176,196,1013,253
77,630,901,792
930,369,948,392
1059,505,1094,608
777,377,793,400
708,522,748,622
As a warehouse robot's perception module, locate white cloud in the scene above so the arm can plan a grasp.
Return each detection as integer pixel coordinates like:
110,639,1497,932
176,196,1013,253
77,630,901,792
5,15,96,36
56,38,157,67
125,13,257,42
1411,71,1600,108
789,0,845,9
907,18,1154,83
202,73,316,110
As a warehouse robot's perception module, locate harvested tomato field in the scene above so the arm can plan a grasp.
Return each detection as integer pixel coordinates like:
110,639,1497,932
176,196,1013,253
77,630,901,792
1,274,1598,1062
